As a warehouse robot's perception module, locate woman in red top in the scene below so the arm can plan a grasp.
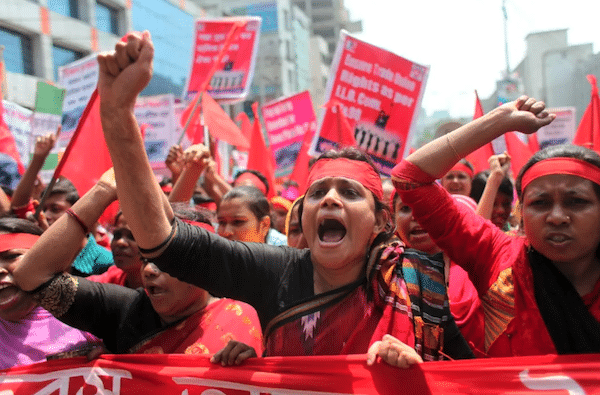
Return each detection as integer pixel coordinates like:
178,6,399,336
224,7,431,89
393,96,600,356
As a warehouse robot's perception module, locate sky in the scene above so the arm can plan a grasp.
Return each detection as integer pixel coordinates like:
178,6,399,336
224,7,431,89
344,0,600,118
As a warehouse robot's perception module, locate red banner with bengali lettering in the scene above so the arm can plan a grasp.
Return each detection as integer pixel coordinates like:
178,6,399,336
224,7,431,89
185,17,262,102
312,32,429,176
262,91,318,177
1,354,600,394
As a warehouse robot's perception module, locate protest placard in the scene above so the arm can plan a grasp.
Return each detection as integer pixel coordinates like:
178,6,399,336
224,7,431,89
262,91,317,177
58,54,99,150
185,17,262,102
537,107,577,149
311,31,428,175
134,94,177,170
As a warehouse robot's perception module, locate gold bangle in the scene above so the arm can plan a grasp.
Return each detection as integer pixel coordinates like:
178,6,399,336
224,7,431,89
446,134,461,162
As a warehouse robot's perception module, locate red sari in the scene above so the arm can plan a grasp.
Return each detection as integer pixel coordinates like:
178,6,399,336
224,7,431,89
131,299,263,355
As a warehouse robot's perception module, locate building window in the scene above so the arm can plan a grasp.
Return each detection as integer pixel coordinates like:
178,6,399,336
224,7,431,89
96,1,120,35
312,14,333,23
52,44,84,80
312,0,332,8
48,0,79,19
314,28,335,38
0,27,34,75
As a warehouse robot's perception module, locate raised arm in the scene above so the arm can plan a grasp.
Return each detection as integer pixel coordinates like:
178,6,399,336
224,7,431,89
97,31,174,253
168,144,210,203
476,153,511,220
11,131,57,210
407,96,555,178
13,169,117,291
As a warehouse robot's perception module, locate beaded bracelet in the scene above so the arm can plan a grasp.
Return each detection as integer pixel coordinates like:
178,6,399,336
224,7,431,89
65,208,89,234
138,218,177,255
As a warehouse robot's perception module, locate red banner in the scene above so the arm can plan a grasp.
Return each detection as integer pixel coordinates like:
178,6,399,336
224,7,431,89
262,91,317,177
312,32,428,176
1,354,599,394
185,17,262,102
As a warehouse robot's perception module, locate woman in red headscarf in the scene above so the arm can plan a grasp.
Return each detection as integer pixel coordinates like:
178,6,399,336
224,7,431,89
48,32,474,368
393,96,600,357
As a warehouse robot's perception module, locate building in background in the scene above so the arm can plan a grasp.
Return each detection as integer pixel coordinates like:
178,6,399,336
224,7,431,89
483,29,599,126
1,0,206,108
309,34,330,111
222,0,311,109
291,0,362,54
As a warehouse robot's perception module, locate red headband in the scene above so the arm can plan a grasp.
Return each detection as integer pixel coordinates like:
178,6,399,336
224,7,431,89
306,158,383,201
235,173,268,196
0,233,40,253
182,219,215,233
448,163,474,179
521,157,600,191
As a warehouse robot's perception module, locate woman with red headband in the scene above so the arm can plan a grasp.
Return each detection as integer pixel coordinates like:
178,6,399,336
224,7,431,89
441,159,474,196
393,96,600,356
57,32,474,367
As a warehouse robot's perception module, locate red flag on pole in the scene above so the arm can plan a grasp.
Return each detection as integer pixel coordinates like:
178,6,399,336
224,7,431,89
179,21,247,145
572,75,600,153
290,125,315,194
0,100,25,176
528,133,540,154
465,91,495,173
180,94,249,149
247,102,276,198
236,111,253,148
57,89,117,225
324,99,357,148
504,132,534,177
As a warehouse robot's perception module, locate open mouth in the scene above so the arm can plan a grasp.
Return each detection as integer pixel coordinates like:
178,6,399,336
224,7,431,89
410,227,427,236
146,285,166,297
318,219,347,243
0,284,20,308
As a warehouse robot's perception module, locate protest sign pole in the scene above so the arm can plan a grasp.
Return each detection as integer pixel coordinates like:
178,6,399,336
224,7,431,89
177,21,246,146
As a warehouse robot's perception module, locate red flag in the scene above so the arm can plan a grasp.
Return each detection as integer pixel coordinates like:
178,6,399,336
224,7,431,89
0,100,25,176
236,111,253,146
57,89,117,225
290,125,316,193
324,99,357,148
247,102,276,198
504,132,534,177
527,133,540,153
465,91,495,173
180,21,246,146
180,94,249,149
572,75,600,153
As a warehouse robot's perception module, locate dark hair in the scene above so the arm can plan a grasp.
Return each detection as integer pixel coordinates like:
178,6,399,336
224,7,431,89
0,217,44,236
233,170,270,195
220,186,270,221
470,170,514,203
172,207,214,226
298,147,395,245
43,177,79,205
516,144,600,200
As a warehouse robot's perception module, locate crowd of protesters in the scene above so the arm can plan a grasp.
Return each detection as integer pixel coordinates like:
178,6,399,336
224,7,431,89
1,31,599,374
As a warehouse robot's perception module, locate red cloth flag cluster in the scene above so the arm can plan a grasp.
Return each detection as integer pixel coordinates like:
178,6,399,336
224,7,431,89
324,99,357,148
180,93,249,149
246,103,276,198
504,132,534,177
465,91,494,174
53,89,118,225
572,75,600,153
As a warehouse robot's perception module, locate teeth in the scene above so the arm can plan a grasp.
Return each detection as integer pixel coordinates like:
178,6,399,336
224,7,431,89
0,284,8,291
549,235,567,242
